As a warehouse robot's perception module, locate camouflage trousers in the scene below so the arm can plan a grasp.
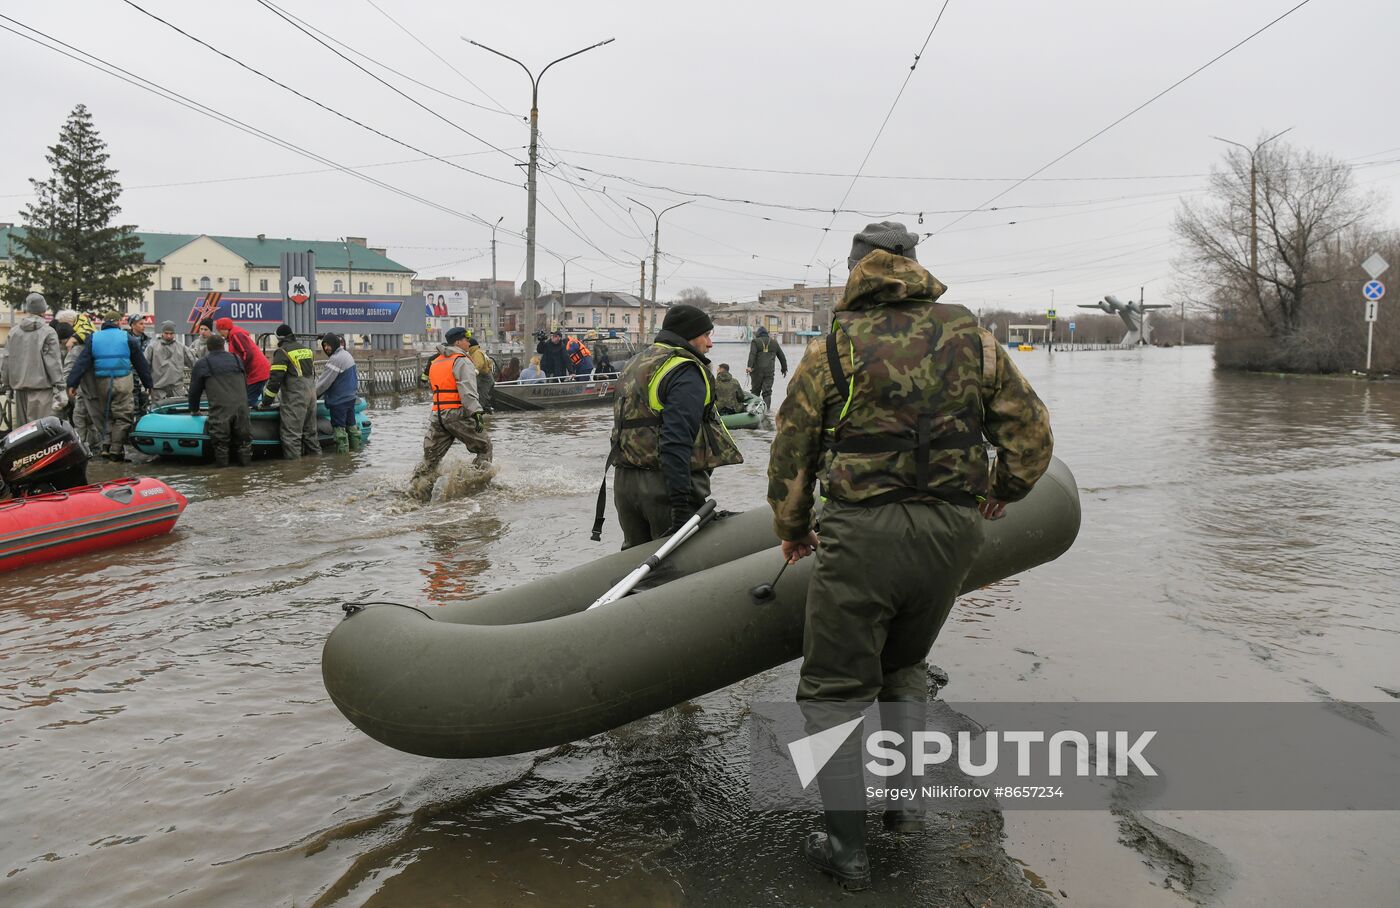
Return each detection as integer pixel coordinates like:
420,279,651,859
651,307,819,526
411,409,492,481
797,499,984,703
613,466,711,551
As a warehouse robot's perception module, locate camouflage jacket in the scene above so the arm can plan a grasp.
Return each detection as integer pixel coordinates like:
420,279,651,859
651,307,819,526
611,339,744,474
713,370,747,412
766,250,1053,540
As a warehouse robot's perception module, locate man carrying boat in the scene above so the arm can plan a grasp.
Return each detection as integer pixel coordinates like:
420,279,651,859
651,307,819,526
766,222,1053,891
746,325,787,408
258,324,321,459
604,304,742,549
188,334,252,467
408,326,492,500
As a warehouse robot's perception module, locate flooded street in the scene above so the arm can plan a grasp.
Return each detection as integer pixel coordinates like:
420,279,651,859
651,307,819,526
3,343,1398,906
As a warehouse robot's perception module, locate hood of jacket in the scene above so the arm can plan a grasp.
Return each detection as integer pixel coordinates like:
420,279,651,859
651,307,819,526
19,315,46,332
837,249,947,313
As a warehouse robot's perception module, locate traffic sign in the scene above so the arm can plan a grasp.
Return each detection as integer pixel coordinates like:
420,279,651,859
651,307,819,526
1362,280,1385,301
1365,300,1378,322
1047,308,1057,319
1068,321,1076,330
1362,253,1389,280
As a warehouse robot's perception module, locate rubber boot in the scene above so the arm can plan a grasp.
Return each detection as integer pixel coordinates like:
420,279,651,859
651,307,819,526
347,424,364,452
212,445,230,468
880,698,926,834
333,427,350,454
801,718,871,891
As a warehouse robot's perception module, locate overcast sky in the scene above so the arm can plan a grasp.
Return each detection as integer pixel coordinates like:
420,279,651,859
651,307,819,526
2,0,1397,314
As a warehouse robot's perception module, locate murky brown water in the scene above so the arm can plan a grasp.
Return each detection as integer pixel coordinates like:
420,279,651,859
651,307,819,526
3,344,1398,906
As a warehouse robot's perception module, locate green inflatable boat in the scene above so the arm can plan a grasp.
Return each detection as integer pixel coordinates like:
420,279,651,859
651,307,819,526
131,398,372,459
322,457,1081,759
720,395,767,430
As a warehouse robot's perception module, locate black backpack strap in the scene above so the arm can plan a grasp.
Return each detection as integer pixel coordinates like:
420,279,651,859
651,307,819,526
826,329,846,392
590,445,619,542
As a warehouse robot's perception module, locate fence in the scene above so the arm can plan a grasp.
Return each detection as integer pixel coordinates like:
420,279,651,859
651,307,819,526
350,352,430,395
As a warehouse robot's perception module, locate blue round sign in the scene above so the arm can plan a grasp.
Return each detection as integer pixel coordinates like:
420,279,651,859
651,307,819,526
1363,280,1385,301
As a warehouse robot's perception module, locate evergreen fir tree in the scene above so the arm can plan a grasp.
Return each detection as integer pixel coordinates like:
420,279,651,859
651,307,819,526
3,104,150,313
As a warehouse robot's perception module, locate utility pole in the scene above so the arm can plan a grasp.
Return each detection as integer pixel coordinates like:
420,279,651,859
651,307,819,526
631,198,692,342
638,259,646,342
465,37,615,339
489,216,502,342
1180,297,1186,346
816,258,839,333
1210,128,1292,319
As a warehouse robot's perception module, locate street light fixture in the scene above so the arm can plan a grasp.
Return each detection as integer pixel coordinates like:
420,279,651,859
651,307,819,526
463,36,615,338
1209,128,1292,317
629,198,692,339
543,249,581,329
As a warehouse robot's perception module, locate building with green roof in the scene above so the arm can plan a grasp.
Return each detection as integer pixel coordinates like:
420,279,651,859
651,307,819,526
1,224,415,315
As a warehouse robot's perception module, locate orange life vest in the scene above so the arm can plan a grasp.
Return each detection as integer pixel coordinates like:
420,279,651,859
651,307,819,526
429,351,465,411
566,337,592,364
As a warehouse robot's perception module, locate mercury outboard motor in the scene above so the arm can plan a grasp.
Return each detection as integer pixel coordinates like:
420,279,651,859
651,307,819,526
0,416,91,498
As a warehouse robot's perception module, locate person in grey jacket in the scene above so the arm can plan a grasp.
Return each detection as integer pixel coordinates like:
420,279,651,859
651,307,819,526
145,321,197,403
1,294,65,425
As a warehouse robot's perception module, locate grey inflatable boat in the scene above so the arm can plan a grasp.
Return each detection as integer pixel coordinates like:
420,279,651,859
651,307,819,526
322,457,1082,758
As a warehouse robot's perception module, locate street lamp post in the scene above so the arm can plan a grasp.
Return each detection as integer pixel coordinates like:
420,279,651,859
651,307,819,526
489,216,503,341
629,198,692,339
543,250,581,329
816,258,839,333
465,37,615,339
1209,128,1291,317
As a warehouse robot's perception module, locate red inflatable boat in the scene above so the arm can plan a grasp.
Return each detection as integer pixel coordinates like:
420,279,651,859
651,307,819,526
0,477,188,572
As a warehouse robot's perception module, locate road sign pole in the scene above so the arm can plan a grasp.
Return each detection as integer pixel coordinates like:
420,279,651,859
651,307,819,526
1367,322,1374,372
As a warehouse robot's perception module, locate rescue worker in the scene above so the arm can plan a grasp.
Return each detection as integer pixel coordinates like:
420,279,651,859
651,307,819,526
600,304,743,549
566,336,594,379
213,317,272,406
188,334,253,467
712,363,746,415
466,335,495,414
145,321,196,403
258,324,321,459
746,325,788,408
65,313,155,461
536,329,568,378
767,223,1053,891
314,333,361,453
0,293,65,425
408,326,492,500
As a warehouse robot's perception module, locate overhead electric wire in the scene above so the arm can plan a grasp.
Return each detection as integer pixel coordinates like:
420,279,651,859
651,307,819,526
929,0,1320,237
251,0,525,162
0,15,511,234
117,0,523,188
361,0,514,116
810,0,953,260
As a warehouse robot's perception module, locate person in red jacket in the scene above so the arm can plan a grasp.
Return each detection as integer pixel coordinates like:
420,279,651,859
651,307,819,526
214,317,272,406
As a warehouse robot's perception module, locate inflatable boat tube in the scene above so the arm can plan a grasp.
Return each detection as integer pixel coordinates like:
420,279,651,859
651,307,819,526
720,396,766,430
131,398,371,459
323,457,1081,758
0,477,188,572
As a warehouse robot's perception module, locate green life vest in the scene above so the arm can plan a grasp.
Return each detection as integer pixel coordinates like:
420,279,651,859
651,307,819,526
822,300,993,508
612,342,744,473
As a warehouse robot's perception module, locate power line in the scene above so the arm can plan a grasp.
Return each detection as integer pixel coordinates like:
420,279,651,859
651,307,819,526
361,0,514,116
0,15,509,233
811,0,953,260
117,0,522,188
929,0,1320,237
252,0,524,163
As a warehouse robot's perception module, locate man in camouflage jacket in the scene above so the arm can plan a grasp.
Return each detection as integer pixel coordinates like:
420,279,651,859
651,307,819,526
766,222,1053,891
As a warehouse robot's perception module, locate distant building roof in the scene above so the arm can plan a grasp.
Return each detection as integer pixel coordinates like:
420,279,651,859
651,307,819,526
0,226,414,273
542,290,664,310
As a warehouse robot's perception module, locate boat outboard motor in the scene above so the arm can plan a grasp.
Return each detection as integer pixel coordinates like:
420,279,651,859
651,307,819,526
0,416,91,498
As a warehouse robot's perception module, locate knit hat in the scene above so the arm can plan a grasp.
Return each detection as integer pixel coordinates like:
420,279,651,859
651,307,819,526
444,326,468,344
24,293,47,316
275,323,294,338
54,321,74,343
467,335,480,347
321,332,344,351
196,317,215,332
848,221,919,269
214,317,234,332
661,304,714,340
160,320,177,332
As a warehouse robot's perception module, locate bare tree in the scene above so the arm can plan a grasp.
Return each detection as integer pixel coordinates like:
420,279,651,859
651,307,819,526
675,286,717,311
1174,138,1371,338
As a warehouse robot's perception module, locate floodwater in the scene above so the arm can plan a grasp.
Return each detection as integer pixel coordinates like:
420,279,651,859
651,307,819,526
3,343,1398,906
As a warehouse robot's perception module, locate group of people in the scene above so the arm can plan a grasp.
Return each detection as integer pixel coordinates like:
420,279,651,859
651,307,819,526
533,329,614,380
592,222,1054,892
0,295,362,466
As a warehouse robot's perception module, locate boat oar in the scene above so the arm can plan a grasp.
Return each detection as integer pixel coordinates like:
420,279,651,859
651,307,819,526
749,555,793,604
587,499,719,609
